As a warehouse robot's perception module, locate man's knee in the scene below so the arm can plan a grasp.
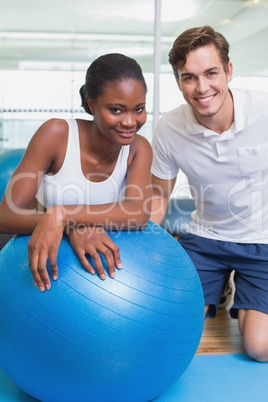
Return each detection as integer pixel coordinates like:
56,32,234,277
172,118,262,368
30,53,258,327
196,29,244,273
243,332,268,363
239,309,268,362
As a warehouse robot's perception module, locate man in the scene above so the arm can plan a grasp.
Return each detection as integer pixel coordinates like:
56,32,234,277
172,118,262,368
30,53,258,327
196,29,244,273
151,25,268,362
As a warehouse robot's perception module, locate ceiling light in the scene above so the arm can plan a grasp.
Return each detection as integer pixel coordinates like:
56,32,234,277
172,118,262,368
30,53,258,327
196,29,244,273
218,19,232,27
161,0,199,22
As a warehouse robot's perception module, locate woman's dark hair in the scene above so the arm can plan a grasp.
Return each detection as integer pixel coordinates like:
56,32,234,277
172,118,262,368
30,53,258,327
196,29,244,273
169,26,230,80
80,53,147,115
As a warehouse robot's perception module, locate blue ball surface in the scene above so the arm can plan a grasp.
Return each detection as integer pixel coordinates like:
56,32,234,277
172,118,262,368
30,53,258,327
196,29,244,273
0,148,25,201
0,221,204,402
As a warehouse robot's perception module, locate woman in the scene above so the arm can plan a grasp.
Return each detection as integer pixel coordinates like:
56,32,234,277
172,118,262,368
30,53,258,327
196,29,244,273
0,53,152,291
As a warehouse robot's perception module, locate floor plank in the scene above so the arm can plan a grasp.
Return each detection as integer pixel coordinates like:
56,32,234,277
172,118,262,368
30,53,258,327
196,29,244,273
196,309,245,355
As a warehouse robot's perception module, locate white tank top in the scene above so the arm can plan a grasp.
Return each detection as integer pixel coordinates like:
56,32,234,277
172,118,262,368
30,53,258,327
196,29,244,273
36,119,130,209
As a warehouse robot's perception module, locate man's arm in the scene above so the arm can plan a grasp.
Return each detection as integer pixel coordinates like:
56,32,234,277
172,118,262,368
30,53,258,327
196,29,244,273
150,174,177,225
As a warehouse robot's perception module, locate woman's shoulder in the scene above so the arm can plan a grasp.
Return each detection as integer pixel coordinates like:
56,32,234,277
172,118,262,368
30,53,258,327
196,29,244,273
24,119,70,173
129,133,152,161
36,118,69,138
28,118,69,151
132,133,151,149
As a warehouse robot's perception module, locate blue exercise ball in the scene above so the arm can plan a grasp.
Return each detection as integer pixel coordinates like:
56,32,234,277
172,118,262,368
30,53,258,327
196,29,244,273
161,197,195,235
0,221,204,402
0,148,25,201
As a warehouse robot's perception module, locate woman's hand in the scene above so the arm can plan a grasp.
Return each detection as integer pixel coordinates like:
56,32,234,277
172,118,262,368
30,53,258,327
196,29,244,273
27,206,64,291
68,226,122,280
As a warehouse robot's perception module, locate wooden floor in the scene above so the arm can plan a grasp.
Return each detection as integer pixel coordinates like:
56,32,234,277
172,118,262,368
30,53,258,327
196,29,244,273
196,308,245,355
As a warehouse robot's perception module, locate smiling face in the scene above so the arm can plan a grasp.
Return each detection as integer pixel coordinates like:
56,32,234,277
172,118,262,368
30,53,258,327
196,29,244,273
177,44,233,132
87,78,147,145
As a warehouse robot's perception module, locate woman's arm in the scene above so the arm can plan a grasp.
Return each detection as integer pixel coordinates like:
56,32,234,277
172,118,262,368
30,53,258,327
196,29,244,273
0,130,152,233
0,118,68,234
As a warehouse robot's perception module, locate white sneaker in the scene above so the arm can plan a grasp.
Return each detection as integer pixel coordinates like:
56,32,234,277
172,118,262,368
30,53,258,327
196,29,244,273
219,271,235,309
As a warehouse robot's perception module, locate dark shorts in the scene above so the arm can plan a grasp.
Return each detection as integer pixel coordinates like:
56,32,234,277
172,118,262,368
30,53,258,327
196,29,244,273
178,233,268,318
